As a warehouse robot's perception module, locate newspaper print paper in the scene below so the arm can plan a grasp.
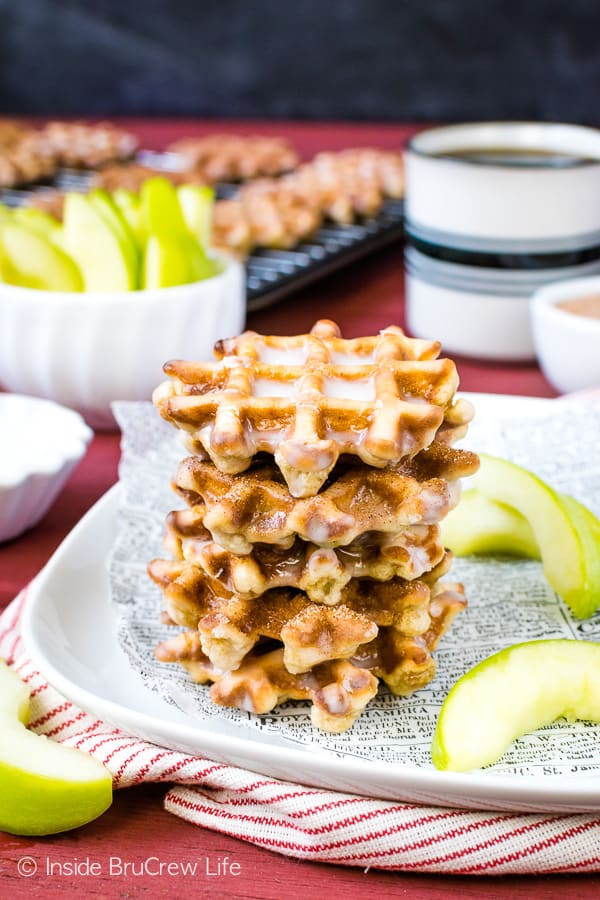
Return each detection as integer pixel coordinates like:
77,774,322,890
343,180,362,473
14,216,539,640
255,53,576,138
109,398,600,774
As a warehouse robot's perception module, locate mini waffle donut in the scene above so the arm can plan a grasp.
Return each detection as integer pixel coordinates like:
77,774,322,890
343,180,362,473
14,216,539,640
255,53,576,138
172,459,449,553
236,178,323,249
279,148,404,225
153,319,475,497
288,154,383,223
40,121,138,168
208,148,404,255
150,557,438,672
212,198,253,257
0,130,57,187
154,582,465,732
91,163,207,193
170,644,380,734
0,120,30,147
337,148,405,199
164,508,445,604
169,442,477,554
166,134,299,181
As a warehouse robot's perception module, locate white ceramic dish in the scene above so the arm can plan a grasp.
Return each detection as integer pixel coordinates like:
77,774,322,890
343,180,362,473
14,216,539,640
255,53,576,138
404,122,600,361
21,392,600,814
0,255,245,430
0,393,92,543
531,275,600,394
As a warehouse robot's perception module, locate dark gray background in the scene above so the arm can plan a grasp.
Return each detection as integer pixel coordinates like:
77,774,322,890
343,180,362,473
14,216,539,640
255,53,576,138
1,0,598,122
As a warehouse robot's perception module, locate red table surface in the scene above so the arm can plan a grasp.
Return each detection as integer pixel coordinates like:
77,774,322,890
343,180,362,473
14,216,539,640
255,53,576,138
1,120,594,900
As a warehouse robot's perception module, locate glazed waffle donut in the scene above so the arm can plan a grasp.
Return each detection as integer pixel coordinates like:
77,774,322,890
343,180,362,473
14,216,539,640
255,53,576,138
336,148,405,199
153,319,475,497
179,644,380,733
169,442,478,554
154,582,465,732
286,156,382,224
166,134,299,181
150,554,453,674
211,186,322,256
0,119,30,147
209,148,404,255
237,178,323,249
279,148,404,225
92,163,207,193
164,511,446,604
0,130,57,188
40,121,138,168
211,198,253,257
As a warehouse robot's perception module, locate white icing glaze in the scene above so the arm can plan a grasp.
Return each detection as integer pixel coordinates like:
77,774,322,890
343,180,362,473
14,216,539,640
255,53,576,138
324,376,375,400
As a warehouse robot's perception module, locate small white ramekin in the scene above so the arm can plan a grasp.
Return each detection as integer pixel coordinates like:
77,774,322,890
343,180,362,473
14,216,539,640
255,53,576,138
404,122,600,361
0,255,245,429
0,393,92,543
531,276,600,394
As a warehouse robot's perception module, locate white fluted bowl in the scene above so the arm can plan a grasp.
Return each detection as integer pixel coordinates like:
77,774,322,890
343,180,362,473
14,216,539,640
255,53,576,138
0,255,245,429
0,393,92,543
531,275,600,394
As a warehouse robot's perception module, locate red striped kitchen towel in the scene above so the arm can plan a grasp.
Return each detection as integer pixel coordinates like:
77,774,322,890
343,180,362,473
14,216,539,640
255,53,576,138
2,590,600,875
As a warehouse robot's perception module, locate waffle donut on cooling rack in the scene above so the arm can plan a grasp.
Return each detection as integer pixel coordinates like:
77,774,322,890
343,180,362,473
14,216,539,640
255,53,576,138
166,134,300,181
149,318,478,732
40,121,138,168
153,319,474,498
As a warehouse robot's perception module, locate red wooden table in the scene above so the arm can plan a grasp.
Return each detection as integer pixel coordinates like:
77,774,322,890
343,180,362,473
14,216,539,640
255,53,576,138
1,121,597,899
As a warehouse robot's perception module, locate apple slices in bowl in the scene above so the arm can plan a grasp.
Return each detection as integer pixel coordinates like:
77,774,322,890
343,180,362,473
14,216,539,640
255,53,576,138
0,177,220,293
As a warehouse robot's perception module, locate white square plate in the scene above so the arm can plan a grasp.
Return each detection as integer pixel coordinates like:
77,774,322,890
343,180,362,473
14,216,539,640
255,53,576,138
20,393,600,813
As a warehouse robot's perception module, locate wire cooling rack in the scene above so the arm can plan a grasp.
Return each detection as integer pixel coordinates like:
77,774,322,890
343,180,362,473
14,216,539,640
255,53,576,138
0,162,404,312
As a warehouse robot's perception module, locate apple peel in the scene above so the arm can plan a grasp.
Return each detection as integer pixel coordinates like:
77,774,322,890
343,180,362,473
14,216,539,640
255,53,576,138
432,639,600,771
0,659,112,835
443,453,600,619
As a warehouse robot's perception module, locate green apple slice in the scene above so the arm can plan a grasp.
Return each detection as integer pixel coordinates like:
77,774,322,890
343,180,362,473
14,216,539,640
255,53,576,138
13,207,61,239
141,177,189,237
113,188,146,245
0,222,83,291
472,454,600,618
63,193,137,291
177,184,215,250
0,660,112,835
432,639,600,771
143,233,194,288
186,241,221,281
441,489,540,559
88,188,139,276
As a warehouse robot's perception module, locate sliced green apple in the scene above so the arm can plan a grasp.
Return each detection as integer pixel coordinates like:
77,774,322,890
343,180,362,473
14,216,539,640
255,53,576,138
441,489,540,560
432,639,600,771
13,207,61,239
0,222,83,291
88,188,139,276
140,177,189,238
470,454,600,619
177,184,215,250
0,659,112,835
113,188,146,245
63,193,137,291
186,242,221,281
143,233,194,288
